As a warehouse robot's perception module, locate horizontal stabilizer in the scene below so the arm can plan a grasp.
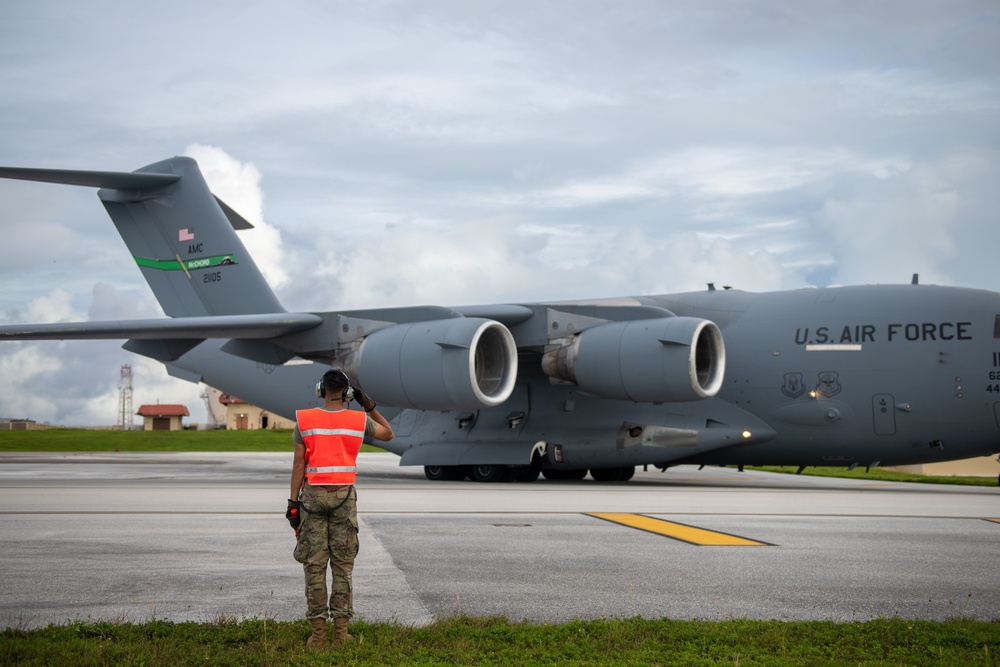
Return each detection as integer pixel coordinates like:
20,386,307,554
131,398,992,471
0,166,179,190
0,164,255,232
0,313,323,341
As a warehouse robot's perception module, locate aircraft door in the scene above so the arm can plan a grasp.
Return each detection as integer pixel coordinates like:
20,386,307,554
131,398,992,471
872,394,895,435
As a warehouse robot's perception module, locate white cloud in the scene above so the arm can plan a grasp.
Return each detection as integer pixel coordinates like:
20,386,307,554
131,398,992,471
183,144,290,289
839,69,1000,118
0,1,998,425
0,345,63,421
820,158,962,286
25,289,79,323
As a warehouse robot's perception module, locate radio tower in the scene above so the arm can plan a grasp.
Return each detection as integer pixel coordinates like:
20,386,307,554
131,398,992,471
117,364,134,430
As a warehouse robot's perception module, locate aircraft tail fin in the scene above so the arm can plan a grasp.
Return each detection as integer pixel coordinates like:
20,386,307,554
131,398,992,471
1,157,284,318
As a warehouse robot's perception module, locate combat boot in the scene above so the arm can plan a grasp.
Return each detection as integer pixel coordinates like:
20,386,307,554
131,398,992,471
332,617,354,646
306,617,327,648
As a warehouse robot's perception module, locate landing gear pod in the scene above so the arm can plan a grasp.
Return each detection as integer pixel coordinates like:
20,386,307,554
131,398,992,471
542,317,724,403
342,318,518,411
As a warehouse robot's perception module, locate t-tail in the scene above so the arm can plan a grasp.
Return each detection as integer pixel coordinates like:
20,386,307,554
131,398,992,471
0,156,284,318
0,157,520,408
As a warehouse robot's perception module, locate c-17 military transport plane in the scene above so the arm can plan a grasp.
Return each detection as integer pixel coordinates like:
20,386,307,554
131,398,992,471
1,156,999,482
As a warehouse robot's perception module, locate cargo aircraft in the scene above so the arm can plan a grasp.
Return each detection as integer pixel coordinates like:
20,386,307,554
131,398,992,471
2,157,999,482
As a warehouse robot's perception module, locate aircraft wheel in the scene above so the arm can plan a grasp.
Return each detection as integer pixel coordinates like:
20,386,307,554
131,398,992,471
513,466,540,483
424,465,448,481
542,469,588,481
589,466,635,482
470,464,509,483
424,465,467,481
589,467,624,482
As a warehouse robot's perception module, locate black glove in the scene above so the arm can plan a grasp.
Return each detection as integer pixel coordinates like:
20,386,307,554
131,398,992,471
354,386,376,412
286,499,301,531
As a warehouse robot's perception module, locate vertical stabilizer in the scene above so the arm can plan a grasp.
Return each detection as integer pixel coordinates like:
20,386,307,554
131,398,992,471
98,156,284,317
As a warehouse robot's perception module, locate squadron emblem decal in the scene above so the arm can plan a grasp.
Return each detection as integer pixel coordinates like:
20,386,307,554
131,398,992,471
781,372,806,398
815,371,842,398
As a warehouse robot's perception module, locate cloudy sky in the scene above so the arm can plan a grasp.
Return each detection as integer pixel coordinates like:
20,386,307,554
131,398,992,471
1,1,998,426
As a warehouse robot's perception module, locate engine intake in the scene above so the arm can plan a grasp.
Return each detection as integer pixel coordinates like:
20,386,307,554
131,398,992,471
541,317,724,402
341,318,518,411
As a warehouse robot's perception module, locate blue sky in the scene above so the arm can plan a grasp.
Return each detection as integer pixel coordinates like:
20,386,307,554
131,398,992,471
1,0,998,425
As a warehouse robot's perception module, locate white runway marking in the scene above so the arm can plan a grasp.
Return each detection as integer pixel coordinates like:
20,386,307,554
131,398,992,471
356,515,435,626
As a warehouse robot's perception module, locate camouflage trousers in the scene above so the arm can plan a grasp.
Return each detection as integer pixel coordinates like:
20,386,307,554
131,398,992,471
293,482,359,620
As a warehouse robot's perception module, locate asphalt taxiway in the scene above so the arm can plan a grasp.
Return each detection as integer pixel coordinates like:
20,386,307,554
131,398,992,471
0,452,997,628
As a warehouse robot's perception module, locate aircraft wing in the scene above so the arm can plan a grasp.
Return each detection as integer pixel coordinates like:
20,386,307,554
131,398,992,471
0,313,323,341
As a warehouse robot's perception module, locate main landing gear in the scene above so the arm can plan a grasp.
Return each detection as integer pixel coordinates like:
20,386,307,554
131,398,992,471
423,465,635,483
423,464,521,482
587,466,636,482
423,465,467,481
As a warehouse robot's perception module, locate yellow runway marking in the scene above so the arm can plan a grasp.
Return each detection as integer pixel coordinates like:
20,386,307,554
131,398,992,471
987,519,1000,524
587,513,771,546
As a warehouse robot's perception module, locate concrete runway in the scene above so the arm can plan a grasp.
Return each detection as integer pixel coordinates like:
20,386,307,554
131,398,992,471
0,452,997,629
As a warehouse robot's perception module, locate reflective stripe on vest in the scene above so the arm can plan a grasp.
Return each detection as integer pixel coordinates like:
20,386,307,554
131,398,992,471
296,408,367,485
300,428,365,438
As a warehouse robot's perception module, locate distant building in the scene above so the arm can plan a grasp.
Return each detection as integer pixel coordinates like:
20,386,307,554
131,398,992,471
0,418,50,431
891,456,1000,478
218,394,294,430
136,404,190,431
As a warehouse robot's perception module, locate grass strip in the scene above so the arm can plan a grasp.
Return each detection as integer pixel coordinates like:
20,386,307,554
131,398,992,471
2,616,998,666
0,429,385,453
749,465,997,487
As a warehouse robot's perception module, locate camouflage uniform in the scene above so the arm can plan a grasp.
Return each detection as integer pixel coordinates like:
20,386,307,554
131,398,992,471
293,481,359,620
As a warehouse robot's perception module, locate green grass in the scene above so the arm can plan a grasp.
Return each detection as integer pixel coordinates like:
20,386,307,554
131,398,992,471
2,616,997,666
0,429,386,453
749,465,997,487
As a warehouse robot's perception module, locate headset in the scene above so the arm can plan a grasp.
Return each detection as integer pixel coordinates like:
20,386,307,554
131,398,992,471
316,369,355,401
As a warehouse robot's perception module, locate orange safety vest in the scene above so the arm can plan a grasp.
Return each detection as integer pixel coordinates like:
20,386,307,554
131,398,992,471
296,408,368,485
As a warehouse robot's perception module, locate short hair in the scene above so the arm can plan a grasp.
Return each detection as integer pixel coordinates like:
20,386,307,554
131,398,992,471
322,369,350,394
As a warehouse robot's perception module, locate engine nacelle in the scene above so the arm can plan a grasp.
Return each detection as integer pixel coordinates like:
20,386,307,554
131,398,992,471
341,317,518,411
541,317,725,402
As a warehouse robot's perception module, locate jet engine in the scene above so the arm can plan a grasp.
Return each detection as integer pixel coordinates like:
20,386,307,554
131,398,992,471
541,317,725,403
340,317,518,411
